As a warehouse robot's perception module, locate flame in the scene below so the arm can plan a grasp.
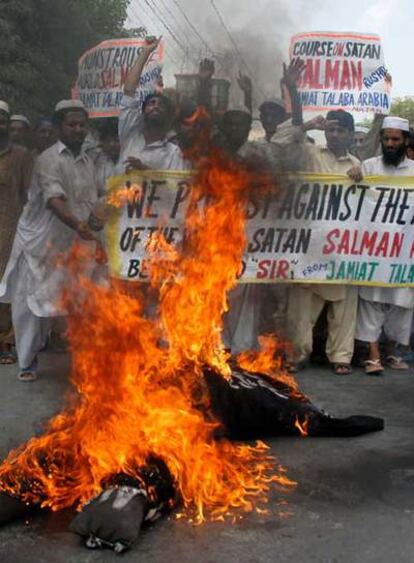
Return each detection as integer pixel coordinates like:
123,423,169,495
0,149,296,522
294,416,309,437
237,335,299,391
106,181,142,208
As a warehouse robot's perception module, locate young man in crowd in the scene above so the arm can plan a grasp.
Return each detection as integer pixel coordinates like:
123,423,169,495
0,100,102,381
32,117,56,156
0,101,34,365
95,118,120,193
9,115,32,148
350,117,414,374
118,36,187,173
285,106,360,375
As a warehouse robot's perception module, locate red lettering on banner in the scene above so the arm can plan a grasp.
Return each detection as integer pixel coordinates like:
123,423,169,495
322,229,340,254
374,232,389,257
257,260,271,279
325,60,340,89
301,59,364,91
351,61,363,90
120,65,129,86
359,231,377,255
256,260,290,280
339,60,351,89
390,232,404,257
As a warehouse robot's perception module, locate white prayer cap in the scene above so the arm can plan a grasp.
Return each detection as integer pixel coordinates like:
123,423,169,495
54,99,87,113
10,114,31,127
355,126,369,134
0,101,10,115
225,104,252,117
382,116,410,132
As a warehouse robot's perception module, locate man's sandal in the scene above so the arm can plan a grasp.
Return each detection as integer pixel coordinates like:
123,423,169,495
0,351,17,365
332,363,352,376
385,356,409,371
364,359,384,375
17,370,37,382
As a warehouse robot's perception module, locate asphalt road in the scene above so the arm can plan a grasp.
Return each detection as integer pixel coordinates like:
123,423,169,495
0,350,413,563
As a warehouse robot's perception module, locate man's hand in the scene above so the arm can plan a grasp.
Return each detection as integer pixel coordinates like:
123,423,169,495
124,157,151,173
304,115,326,131
143,36,161,55
237,72,252,94
282,58,306,90
76,221,96,241
347,165,364,183
199,59,215,80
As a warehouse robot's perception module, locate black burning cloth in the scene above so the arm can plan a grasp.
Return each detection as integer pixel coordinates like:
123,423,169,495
0,365,384,552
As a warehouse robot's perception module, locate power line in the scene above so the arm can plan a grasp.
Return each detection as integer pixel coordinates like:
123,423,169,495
171,0,218,60
209,0,265,97
132,0,183,66
144,0,188,56
159,0,197,53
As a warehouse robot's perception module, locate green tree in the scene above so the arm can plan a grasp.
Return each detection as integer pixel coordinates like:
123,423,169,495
0,0,131,119
390,97,414,125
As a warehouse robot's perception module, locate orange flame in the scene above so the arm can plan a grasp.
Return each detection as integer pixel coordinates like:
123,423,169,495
0,151,295,522
294,416,309,437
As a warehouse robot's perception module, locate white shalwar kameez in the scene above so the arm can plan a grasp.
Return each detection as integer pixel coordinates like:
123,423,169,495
0,140,101,371
223,124,304,354
118,94,189,172
355,155,414,345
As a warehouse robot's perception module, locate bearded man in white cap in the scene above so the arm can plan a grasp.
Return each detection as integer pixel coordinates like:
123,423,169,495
0,100,103,381
0,101,33,365
351,116,414,375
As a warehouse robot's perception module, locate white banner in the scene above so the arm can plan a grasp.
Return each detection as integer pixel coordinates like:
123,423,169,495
72,38,164,118
289,31,391,114
106,172,414,287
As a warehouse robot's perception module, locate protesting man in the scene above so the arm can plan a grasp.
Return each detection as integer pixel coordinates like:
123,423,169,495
351,117,414,374
0,101,33,364
32,117,56,156
286,105,360,375
0,100,102,381
9,115,32,148
119,36,187,173
95,118,120,194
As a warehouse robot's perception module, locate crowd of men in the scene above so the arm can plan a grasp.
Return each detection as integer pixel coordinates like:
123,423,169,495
1,36,414,381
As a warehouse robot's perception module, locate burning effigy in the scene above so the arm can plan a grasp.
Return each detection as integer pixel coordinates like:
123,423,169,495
0,150,383,553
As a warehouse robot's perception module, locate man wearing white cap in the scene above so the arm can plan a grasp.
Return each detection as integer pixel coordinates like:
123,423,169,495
0,99,102,381
0,101,33,365
10,114,32,148
353,116,414,374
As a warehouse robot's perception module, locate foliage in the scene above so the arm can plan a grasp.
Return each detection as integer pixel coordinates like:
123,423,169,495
390,97,414,125
0,0,131,119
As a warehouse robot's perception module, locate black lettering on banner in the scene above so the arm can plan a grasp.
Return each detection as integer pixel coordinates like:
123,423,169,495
171,181,190,218
127,259,140,278
120,228,133,251
146,180,165,218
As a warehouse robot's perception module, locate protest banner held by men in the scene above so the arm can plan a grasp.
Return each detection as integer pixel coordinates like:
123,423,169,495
1,1,414,557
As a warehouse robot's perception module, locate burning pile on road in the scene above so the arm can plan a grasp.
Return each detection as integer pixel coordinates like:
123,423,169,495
0,149,383,552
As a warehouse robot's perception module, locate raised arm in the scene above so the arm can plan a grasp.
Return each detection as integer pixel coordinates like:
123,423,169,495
197,58,215,113
237,72,253,114
281,58,306,127
124,36,161,97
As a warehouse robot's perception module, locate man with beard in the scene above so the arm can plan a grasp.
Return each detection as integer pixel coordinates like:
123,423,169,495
0,101,33,365
0,100,101,381
351,116,414,375
118,36,187,173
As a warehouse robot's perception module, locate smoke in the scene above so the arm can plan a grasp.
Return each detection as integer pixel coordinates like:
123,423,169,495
169,0,328,107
